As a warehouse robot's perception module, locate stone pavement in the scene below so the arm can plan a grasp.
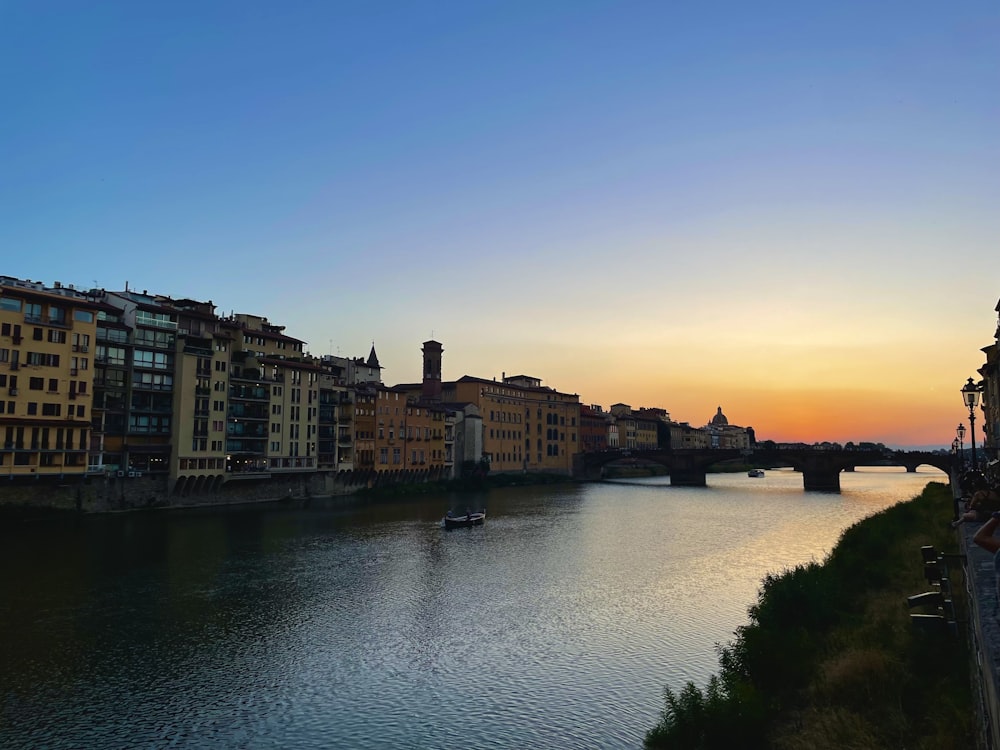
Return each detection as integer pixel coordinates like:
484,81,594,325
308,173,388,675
954,518,1000,749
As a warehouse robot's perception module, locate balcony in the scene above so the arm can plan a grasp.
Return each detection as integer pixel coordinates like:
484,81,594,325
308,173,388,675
135,313,177,330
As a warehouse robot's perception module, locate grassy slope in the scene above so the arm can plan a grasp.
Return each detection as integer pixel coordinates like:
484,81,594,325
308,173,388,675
646,481,974,750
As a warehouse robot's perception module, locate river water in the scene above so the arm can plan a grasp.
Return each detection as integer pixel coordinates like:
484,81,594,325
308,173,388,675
0,467,946,750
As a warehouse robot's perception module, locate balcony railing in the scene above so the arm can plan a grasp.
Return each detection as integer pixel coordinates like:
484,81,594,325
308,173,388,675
135,313,177,330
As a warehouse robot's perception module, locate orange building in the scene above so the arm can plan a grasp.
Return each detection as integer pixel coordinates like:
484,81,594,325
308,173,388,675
447,374,579,475
373,385,447,477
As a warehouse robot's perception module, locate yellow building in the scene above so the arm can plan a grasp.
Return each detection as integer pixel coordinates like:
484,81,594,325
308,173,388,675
634,416,659,450
222,314,316,479
0,278,100,479
169,298,234,493
391,342,579,476
448,374,580,475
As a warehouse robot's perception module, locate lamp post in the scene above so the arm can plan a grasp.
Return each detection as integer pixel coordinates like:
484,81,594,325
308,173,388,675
957,423,966,466
962,378,981,470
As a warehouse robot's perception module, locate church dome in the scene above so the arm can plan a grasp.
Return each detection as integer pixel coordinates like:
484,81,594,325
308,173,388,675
711,406,729,426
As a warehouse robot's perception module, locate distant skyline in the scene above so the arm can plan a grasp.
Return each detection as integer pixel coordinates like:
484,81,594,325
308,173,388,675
3,1,998,448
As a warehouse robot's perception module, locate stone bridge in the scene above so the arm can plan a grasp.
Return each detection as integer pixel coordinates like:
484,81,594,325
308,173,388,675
574,448,952,491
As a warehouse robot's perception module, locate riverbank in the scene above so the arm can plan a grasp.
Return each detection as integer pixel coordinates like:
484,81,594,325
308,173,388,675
645,481,974,749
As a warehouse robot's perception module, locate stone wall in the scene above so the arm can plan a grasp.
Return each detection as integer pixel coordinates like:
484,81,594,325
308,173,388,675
956,523,1000,750
0,468,453,515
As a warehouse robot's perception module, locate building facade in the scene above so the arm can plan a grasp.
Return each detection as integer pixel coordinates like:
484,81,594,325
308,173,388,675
446,374,580,475
0,277,101,480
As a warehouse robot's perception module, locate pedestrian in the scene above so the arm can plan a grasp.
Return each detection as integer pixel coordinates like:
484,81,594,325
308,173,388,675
973,511,1000,610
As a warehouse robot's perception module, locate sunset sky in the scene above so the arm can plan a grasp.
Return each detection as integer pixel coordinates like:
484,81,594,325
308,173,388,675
3,1,998,448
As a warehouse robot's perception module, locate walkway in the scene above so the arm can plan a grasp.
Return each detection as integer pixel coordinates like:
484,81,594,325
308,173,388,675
955,515,1000,749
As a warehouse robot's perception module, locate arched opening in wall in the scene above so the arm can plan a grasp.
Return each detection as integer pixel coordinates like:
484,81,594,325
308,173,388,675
173,476,188,495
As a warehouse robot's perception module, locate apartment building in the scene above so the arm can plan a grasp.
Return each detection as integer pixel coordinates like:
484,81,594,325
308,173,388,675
0,277,100,479
354,384,376,472
373,386,447,475
170,299,234,492
86,287,332,493
447,374,580,475
579,404,609,452
609,403,638,450
667,421,712,449
317,355,354,472
223,314,318,476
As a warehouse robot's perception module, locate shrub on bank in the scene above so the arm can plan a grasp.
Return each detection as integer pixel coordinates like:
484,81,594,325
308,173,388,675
645,481,973,750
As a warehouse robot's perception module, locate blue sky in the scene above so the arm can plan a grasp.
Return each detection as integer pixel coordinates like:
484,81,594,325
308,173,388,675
2,1,998,445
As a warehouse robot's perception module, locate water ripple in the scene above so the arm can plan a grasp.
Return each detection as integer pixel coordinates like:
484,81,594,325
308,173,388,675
0,469,937,749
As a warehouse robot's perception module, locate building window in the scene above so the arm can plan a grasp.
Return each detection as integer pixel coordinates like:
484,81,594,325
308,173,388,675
97,345,127,365
73,310,94,323
133,350,171,369
0,298,22,312
42,403,61,416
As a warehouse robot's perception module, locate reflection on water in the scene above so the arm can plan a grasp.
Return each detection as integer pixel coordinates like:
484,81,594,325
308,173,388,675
0,468,943,749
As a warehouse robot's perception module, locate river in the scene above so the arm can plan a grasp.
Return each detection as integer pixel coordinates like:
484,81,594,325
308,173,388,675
0,467,946,749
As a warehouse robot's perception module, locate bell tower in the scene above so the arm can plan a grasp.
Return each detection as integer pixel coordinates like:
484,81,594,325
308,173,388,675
421,340,443,401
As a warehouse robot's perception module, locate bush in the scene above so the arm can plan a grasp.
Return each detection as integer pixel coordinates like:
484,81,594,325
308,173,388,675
646,482,974,749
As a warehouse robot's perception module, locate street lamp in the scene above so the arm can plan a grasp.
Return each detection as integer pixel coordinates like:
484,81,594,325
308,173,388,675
957,423,966,460
962,377,981,469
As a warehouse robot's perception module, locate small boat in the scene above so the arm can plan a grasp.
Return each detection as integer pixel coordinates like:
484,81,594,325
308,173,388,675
748,469,765,478
443,510,486,529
